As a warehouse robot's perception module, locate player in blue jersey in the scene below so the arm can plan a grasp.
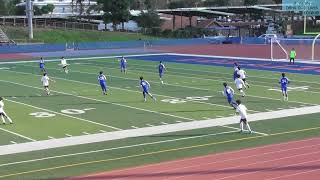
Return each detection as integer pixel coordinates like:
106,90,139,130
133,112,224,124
39,57,46,73
223,82,237,109
140,76,156,102
98,71,107,95
119,56,127,74
279,73,290,101
158,61,166,84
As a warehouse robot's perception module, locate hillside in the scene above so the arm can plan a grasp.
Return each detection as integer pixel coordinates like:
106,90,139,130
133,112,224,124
1,26,156,43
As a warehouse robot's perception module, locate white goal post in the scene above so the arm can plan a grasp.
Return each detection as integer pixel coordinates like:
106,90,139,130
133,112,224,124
312,33,320,61
270,38,289,61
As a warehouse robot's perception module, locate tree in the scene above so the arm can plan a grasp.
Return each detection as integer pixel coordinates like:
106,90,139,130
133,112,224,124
71,0,84,17
6,0,22,15
46,4,55,15
168,0,203,8
0,0,8,15
203,0,229,7
41,4,55,15
273,0,282,4
135,11,162,30
98,0,131,30
168,1,186,9
244,0,258,6
144,0,152,10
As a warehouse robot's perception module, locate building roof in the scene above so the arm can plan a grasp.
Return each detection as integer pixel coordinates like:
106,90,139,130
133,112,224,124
157,4,284,18
157,8,235,17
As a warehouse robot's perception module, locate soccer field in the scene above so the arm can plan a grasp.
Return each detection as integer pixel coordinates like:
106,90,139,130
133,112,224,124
0,53,320,179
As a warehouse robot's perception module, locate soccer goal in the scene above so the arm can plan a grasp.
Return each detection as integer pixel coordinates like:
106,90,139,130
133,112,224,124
270,37,289,61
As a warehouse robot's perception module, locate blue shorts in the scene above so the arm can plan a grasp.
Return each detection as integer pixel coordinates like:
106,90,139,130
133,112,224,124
281,86,287,92
120,64,126,69
227,97,233,104
100,82,107,91
159,72,164,78
40,64,45,70
143,88,149,93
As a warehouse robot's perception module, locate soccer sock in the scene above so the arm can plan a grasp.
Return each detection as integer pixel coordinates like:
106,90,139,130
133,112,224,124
47,88,50,95
1,116,5,124
246,123,252,132
6,116,12,123
240,90,245,96
240,122,244,131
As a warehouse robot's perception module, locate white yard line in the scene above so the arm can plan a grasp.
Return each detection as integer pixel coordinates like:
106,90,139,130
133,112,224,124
0,105,319,155
0,53,169,65
85,59,320,93
0,127,36,142
1,80,196,122
4,98,122,131
111,57,320,86
0,130,239,167
18,63,317,107
1,69,243,112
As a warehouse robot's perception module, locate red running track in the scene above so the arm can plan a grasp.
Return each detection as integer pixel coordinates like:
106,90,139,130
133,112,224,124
154,44,320,61
68,137,320,180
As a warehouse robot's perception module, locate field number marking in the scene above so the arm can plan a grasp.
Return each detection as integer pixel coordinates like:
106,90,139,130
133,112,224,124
268,86,309,92
30,108,96,118
161,96,212,104
29,112,56,118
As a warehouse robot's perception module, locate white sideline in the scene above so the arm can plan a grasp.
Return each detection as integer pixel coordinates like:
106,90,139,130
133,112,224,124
0,52,319,65
0,105,319,156
167,53,320,65
0,53,169,65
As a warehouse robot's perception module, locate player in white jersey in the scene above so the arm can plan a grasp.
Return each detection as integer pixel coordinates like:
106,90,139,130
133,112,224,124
235,74,247,97
0,97,13,124
60,57,69,74
237,67,249,88
235,100,252,134
41,73,55,95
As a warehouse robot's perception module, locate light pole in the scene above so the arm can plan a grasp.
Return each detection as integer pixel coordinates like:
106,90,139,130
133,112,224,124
26,0,33,39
